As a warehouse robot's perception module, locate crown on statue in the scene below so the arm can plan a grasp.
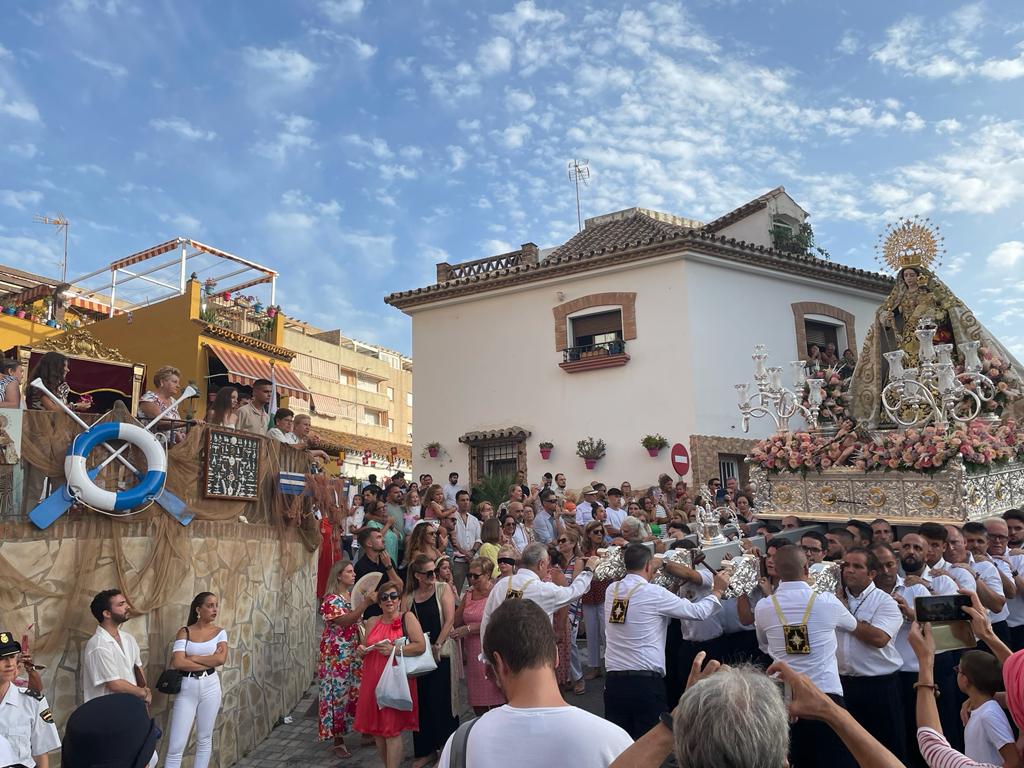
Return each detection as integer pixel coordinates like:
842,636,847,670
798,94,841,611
874,215,946,274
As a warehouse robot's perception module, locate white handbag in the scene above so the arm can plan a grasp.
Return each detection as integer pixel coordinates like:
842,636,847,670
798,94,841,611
400,631,438,678
375,643,413,711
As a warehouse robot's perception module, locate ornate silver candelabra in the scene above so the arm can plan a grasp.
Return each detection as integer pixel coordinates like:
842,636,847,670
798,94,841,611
736,345,823,432
881,318,994,431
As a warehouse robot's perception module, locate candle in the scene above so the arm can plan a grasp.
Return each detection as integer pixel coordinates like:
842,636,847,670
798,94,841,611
916,326,936,363
884,350,906,380
791,361,807,387
935,344,954,367
735,383,749,406
938,364,956,393
753,347,767,379
961,341,982,372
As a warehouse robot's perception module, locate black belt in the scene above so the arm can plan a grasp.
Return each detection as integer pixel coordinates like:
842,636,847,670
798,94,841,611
606,670,663,678
185,668,215,679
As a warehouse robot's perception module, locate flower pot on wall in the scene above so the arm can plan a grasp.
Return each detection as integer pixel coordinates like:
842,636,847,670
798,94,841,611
647,447,660,457
428,447,439,458
584,458,597,470
540,447,552,460
15,310,25,319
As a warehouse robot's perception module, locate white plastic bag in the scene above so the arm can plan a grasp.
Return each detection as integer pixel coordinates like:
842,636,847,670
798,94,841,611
375,643,413,711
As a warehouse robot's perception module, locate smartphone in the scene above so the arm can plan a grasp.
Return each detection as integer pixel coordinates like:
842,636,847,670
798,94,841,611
915,595,976,651
915,595,970,623
715,489,727,504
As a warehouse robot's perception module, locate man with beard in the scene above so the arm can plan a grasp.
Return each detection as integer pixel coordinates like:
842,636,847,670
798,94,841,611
904,531,966,752
999,511,1024,650
82,590,151,705
871,518,894,545
873,538,949,767
826,528,854,561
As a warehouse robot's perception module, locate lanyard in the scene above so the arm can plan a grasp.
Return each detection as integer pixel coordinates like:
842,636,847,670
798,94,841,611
771,593,817,626
506,574,536,600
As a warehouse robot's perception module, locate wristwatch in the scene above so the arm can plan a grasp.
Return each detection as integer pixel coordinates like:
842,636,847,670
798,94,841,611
659,711,674,732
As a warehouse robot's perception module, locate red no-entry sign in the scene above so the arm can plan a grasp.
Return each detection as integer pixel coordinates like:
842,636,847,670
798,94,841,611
671,443,690,476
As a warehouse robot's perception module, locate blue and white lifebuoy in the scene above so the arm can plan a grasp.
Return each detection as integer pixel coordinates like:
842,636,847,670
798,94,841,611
65,423,167,511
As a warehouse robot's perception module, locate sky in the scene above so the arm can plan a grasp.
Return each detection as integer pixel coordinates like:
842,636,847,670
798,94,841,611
1,0,1024,357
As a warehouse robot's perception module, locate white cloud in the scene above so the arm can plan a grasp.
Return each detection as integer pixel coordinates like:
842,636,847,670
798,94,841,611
399,145,423,161
243,47,318,87
448,145,468,172
345,36,377,60
379,164,416,181
252,114,316,162
343,134,392,159
7,143,37,159
497,124,531,149
73,51,127,78
902,111,925,132
945,254,966,276
150,116,216,141
75,163,106,175
0,235,60,273
159,212,202,232
492,1,565,35
0,189,42,210
319,0,363,23
505,88,535,112
935,118,962,134
480,239,513,255
988,242,1024,270
837,31,860,56
477,37,513,75
980,52,1024,80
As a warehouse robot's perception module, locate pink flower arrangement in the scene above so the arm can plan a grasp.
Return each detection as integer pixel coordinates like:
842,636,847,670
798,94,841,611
958,347,1020,414
801,368,849,423
752,418,1024,474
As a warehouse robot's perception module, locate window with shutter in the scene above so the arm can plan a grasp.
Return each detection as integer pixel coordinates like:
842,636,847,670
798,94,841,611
571,310,623,347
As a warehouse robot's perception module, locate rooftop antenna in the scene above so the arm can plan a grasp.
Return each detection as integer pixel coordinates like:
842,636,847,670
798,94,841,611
568,159,590,233
33,213,70,281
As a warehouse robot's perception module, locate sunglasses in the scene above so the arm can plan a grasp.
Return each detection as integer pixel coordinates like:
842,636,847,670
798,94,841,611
802,546,823,554
467,573,482,580
557,538,569,544
379,591,400,602
418,569,437,578
497,557,516,566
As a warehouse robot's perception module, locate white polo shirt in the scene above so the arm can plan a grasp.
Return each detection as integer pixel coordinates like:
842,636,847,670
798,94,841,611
970,556,1008,623
603,573,722,675
605,506,627,532
575,500,596,526
678,565,724,642
480,569,594,642
453,511,482,561
889,577,933,672
931,557,976,592
836,583,903,677
989,557,1015,625
82,625,143,702
1003,554,1024,627
755,581,856,696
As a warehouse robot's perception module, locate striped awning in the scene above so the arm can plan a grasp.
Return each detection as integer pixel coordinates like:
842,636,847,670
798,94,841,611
67,297,126,316
204,343,310,401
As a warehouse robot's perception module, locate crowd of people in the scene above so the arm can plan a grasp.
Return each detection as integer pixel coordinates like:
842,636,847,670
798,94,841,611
309,468,1024,768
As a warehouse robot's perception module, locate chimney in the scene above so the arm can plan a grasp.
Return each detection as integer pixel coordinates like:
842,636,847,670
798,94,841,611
520,243,539,266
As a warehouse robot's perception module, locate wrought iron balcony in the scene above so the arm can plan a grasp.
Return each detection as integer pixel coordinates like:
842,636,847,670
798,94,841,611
560,340,629,373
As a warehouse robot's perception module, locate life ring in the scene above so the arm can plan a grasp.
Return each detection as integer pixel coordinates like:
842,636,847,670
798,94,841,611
65,422,167,511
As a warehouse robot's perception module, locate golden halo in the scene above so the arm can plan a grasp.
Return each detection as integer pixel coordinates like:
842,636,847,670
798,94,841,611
873,215,946,274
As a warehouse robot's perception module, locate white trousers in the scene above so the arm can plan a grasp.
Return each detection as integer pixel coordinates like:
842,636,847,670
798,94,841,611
582,603,605,669
164,672,222,768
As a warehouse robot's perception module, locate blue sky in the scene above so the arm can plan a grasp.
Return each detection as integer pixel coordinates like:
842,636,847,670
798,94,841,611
1,0,1023,356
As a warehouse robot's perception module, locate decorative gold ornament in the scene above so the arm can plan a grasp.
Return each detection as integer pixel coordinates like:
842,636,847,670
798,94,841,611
867,487,887,507
820,486,837,506
39,328,129,363
920,488,940,510
874,215,946,274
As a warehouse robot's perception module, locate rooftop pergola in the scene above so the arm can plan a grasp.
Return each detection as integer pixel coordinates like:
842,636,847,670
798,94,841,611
66,238,278,318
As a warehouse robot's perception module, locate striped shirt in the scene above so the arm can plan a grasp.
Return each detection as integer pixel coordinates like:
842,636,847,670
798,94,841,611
917,727,997,768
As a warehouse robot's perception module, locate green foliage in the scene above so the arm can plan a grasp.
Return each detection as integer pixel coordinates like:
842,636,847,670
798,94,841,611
576,436,607,460
640,434,669,450
772,222,831,261
472,473,516,509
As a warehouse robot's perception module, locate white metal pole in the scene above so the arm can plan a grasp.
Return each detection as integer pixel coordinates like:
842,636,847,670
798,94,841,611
270,275,276,306
179,243,187,293
109,269,118,318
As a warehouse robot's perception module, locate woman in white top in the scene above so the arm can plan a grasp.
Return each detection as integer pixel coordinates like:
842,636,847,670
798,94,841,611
165,592,228,768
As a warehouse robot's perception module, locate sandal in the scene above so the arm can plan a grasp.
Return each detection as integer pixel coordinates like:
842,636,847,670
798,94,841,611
333,744,352,759
574,680,586,695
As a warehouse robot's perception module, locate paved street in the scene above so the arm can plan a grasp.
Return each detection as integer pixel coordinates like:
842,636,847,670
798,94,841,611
235,672,607,767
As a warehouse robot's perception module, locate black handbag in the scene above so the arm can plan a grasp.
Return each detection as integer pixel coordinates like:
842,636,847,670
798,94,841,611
155,627,188,695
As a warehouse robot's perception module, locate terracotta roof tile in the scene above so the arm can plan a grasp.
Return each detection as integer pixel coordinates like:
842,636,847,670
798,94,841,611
459,426,531,443
546,212,694,262
702,186,788,233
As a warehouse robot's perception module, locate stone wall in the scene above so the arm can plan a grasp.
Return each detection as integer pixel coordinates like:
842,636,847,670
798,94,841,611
0,519,317,768
690,434,757,491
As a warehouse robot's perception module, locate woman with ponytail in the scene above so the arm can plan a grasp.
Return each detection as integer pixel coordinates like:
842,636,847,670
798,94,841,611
165,592,228,768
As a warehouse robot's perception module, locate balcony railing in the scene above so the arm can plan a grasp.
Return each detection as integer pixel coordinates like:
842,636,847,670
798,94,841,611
562,339,626,362
202,296,275,343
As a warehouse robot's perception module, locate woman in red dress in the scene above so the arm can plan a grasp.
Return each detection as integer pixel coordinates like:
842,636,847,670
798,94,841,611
355,581,426,768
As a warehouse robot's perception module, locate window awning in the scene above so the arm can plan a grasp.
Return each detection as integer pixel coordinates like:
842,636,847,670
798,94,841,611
204,343,311,401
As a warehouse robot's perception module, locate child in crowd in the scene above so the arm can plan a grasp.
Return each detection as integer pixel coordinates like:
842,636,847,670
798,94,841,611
958,650,1018,767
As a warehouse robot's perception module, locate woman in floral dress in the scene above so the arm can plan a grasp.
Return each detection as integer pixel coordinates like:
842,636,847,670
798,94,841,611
318,560,374,757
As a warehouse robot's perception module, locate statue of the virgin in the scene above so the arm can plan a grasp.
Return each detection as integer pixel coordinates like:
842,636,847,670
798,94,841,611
849,218,1024,426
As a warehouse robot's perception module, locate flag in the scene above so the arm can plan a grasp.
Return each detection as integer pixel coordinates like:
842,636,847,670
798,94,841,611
268,361,278,429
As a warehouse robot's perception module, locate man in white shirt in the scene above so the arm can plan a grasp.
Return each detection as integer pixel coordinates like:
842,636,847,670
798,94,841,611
443,472,462,509
919,522,977,592
503,501,530,553
672,551,727,707
438,599,631,768
451,490,481,591
532,490,557,544
755,544,857,768
837,547,906,762
553,472,568,501
82,590,151,705
997,511,1024,651
603,544,728,739
574,486,600,526
480,543,597,642
604,488,627,537
956,523,1009,643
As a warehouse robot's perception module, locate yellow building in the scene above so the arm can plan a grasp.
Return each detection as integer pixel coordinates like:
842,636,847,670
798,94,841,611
284,322,413,479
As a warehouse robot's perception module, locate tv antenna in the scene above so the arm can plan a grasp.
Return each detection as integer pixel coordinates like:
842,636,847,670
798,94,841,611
33,213,70,281
568,159,590,232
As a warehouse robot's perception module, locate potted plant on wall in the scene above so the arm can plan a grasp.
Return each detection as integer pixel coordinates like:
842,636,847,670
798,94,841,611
576,436,606,470
641,434,669,458
422,441,441,459
539,441,553,460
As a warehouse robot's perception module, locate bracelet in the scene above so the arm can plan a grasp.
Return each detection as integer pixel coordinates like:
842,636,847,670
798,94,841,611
913,682,939,697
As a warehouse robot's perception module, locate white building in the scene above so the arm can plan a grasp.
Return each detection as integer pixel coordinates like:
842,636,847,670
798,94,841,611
385,188,892,490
